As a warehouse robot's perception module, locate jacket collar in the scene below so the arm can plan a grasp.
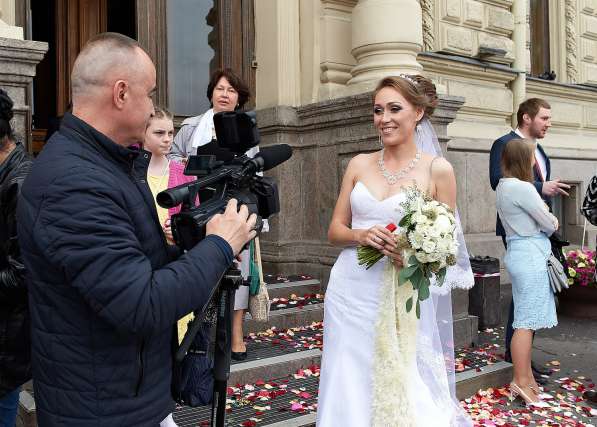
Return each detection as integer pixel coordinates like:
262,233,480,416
59,113,140,172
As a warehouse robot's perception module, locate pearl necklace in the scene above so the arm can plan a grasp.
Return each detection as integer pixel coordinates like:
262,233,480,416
377,148,421,185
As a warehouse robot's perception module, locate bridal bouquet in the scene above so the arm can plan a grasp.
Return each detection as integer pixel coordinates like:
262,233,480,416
357,186,459,317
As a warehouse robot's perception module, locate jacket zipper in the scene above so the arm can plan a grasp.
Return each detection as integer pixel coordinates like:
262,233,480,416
135,340,145,396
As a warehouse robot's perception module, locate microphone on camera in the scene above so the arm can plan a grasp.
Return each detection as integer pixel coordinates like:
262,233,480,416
242,144,293,174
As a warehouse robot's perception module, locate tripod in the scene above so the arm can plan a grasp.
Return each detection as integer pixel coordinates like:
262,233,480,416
175,267,244,427
211,268,243,427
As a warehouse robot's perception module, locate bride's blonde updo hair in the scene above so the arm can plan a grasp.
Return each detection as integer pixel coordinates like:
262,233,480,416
374,75,438,119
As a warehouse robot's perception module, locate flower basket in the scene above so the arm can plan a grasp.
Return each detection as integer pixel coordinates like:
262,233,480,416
558,249,597,319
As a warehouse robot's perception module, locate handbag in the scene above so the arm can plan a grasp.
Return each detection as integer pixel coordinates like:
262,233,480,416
546,252,569,294
172,319,214,406
529,238,569,294
249,238,270,322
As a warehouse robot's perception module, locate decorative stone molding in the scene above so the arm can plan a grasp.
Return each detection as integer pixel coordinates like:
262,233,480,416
420,0,435,51
566,0,579,84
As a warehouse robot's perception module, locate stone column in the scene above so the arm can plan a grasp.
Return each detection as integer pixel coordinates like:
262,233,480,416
319,0,358,100
254,0,301,108
510,0,527,128
0,38,48,151
0,0,23,39
348,0,423,90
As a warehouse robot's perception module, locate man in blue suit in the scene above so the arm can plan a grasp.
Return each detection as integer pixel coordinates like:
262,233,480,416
489,98,570,383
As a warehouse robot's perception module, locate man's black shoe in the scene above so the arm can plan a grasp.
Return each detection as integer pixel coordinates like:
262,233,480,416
231,351,247,361
583,390,597,406
532,361,551,377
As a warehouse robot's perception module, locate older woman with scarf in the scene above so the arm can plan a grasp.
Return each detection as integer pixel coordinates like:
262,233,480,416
0,88,33,426
169,69,258,361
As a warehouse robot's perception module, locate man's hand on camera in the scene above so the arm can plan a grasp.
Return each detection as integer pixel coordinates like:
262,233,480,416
206,199,258,255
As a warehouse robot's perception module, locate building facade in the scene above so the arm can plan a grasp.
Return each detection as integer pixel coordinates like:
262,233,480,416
2,0,596,280
251,0,597,281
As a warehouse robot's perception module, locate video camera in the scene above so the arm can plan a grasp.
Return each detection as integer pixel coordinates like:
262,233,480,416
156,111,292,250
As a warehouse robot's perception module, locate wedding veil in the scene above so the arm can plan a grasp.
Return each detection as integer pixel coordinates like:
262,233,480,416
414,116,474,426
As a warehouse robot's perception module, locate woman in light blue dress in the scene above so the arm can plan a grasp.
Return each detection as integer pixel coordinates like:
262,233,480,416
496,138,559,408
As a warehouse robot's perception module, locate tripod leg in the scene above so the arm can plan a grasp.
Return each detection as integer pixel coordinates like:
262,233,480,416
212,285,236,427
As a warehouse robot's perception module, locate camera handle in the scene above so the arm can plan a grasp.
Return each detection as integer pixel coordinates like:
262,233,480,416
210,267,243,427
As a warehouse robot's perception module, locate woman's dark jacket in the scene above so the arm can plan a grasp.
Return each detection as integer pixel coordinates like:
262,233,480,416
16,113,234,426
0,143,32,397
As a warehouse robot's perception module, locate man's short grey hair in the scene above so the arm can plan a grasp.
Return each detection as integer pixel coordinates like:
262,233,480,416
71,32,143,99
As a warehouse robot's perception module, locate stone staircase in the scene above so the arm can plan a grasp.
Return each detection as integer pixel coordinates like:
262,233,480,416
17,273,512,427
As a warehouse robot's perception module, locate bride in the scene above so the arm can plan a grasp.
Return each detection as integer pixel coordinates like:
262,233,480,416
316,75,474,427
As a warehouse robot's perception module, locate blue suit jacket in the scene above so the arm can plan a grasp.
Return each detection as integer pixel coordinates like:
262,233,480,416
489,131,551,236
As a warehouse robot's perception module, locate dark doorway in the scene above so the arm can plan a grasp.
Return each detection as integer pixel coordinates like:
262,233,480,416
28,0,137,153
30,0,57,152
107,0,136,39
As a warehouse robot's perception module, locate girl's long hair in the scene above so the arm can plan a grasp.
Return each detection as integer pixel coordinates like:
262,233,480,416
501,138,535,183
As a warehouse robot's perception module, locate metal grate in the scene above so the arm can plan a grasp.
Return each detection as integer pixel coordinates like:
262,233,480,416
232,325,323,365
173,374,319,427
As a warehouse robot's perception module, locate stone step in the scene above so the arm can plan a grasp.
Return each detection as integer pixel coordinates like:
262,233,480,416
455,360,513,400
244,303,324,335
230,349,321,386
230,346,512,400
172,358,513,427
266,279,322,300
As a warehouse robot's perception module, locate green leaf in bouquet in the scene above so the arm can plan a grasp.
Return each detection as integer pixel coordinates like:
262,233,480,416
436,267,447,286
408,255,418,267
398,264,418,284
409,268,423,289
416,299,421,319
406,296,413,313
399,213,412,228
418,281,430,301
416,276,430,298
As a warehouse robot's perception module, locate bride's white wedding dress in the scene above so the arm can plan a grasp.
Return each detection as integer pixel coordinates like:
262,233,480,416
316,181,473,427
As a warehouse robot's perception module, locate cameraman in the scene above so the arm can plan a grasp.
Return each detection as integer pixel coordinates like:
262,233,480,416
17,33,256,426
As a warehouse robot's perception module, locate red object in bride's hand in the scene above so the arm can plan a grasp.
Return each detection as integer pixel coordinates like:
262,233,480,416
385,223,397,233
357,222,397,269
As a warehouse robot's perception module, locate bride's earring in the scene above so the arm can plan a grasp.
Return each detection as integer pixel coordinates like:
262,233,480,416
415,123,421,138
379,134,383,147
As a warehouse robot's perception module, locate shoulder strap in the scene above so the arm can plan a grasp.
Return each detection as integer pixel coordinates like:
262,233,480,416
427,157,439,195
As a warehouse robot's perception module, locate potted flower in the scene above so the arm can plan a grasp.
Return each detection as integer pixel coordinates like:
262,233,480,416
558,249,597,319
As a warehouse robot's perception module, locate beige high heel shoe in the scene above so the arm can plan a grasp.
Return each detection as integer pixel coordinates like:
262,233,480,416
509,382,551,408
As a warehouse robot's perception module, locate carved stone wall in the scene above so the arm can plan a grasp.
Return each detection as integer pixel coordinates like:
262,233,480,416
436,0,514,64
578,0,597,84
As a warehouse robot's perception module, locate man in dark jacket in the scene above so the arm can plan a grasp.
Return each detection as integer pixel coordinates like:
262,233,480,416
17,33,257,426
489,98,569,382
0,88,32,426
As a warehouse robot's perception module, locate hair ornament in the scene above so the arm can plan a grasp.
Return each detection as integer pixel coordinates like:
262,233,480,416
397,73,418,86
